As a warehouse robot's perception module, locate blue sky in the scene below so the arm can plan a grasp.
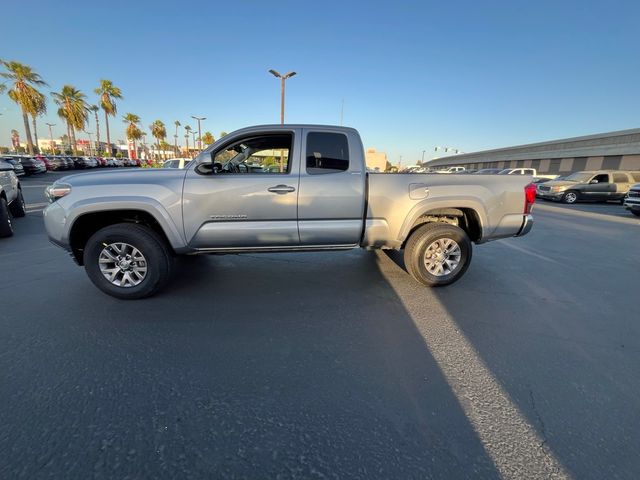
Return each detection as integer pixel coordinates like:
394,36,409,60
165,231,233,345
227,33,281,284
1,0,639,164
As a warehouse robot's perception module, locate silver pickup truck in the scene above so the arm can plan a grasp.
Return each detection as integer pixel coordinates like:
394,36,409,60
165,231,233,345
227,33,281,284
44,125,535,299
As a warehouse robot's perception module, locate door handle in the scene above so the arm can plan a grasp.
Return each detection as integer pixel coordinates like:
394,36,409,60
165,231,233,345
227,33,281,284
268,184,296,194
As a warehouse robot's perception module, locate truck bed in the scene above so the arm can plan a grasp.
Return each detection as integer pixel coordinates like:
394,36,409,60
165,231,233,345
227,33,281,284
363,173,531,248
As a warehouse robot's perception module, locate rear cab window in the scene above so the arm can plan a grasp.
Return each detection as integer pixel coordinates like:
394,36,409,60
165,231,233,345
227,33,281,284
306,132,349,174
613,173,629,183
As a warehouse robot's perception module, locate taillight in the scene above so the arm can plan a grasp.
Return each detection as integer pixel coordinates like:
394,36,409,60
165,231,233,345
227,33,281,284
524,183,536,214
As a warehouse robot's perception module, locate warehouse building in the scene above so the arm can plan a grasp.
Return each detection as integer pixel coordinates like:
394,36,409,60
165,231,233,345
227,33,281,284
425,128,640,175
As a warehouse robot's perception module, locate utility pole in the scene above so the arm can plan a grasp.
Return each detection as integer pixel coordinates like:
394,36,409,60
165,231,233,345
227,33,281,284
422,150,426,164
46,123,56,154
191,115,206,152
85,131,94,155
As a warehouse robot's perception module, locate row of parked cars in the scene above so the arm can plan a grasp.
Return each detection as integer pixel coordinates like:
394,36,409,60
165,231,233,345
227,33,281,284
0,155,142,176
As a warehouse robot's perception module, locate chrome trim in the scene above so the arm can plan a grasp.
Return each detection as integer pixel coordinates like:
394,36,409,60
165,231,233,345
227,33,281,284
515,214,534,237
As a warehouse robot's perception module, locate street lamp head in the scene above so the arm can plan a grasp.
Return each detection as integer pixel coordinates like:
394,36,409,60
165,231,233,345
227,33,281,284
191,115,206,121
284,71,297,79
268,69,282,78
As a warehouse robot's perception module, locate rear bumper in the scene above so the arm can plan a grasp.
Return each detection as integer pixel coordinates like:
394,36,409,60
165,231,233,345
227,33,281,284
515,214,534,236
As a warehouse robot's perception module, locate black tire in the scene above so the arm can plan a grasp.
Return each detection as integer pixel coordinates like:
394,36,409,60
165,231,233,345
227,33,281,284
631,210,640,217
562,190,579,204
403,223,472,287
9,188,26,217
0,197,14,237
83,223,173,299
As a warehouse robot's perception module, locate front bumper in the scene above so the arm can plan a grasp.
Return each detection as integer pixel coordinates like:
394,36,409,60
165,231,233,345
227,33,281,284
537,190,564,200
623,199,640,212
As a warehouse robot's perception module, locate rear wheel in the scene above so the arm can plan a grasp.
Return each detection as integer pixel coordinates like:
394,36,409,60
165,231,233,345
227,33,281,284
562,191,578,204
9,189,26,217
404,223,472,287
631,210,640,217
0,197,14,237
83,223,173,299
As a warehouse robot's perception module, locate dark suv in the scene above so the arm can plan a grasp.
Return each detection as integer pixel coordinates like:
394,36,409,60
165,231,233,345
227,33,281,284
536,170,640,204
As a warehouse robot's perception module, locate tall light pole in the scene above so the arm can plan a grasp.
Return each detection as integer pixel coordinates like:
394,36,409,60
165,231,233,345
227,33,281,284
191,116,206,152
421,150,426,163
268,69,296,124
191,130,198,152
46,123,56,154
84,131,94,155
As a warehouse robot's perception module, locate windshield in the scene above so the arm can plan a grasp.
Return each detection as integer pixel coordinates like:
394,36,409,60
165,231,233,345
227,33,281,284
562,172,593,182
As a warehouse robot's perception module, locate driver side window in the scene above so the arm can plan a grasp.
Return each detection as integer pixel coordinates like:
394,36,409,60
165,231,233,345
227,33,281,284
213,133,292,174
592,173,609,183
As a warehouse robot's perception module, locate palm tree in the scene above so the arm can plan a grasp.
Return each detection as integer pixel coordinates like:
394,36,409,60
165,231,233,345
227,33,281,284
88,105,100,152
184,125,192,156
52,85,88,154
30,90,47,153
201,131,215,146
1,61,48,155
150,120,167,160
123,113,142,158
94,79,123,156
173,120,181,157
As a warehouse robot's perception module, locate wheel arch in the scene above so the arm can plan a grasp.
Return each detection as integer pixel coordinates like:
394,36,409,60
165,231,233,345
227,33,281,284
68,209,178,265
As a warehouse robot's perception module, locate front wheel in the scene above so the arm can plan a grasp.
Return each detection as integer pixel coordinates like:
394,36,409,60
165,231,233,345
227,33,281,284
9,189,26,217
631,210,640,217
403,223,472,287
0,197,14,237
83,223,173,299
562,191,578,204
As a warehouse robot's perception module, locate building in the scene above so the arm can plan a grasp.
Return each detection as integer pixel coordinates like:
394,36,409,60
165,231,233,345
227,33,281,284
365,148,388,171
425,128,640,174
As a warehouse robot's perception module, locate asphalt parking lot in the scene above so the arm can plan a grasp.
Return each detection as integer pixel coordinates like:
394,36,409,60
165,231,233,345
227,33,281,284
1,172,639,479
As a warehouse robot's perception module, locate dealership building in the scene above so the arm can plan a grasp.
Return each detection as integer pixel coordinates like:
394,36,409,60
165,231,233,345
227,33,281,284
425,128,640,175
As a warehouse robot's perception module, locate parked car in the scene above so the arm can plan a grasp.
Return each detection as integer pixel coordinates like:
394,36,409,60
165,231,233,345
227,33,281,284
536,170,640,204
18,156,47,175
162,158,192,169
0,159,27,237
475,168,503,174
623,184,640,217
45,156,67,171
44,124,535,299
499,168,536,176
61,157,75,170
96,157,107,167
437,166,466,173
1,157,25,177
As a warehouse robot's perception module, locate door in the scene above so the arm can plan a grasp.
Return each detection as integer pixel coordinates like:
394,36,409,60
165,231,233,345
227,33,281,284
297,128,366,245
182,130,301,249
582,173,613,200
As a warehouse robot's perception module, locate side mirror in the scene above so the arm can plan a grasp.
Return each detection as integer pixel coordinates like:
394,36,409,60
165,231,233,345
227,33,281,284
590,179,599,184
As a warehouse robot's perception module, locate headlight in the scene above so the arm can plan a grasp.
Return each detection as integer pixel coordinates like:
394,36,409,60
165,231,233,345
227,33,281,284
45,183,72,202
551,186,566,192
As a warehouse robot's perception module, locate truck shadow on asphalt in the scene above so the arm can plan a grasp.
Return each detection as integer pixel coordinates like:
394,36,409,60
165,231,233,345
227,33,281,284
4,247,508,479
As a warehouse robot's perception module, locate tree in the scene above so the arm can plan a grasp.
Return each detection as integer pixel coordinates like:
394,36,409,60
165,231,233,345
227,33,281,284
123,113,142,157
150,120,167,160
220,131,228,138
201,131,215,146
52,85,88,154
159,140,171,161
94,79,123,156
184,125,192,155
173,120,181,157
88,105,100,152
30,89,47,153
1,60,48,155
